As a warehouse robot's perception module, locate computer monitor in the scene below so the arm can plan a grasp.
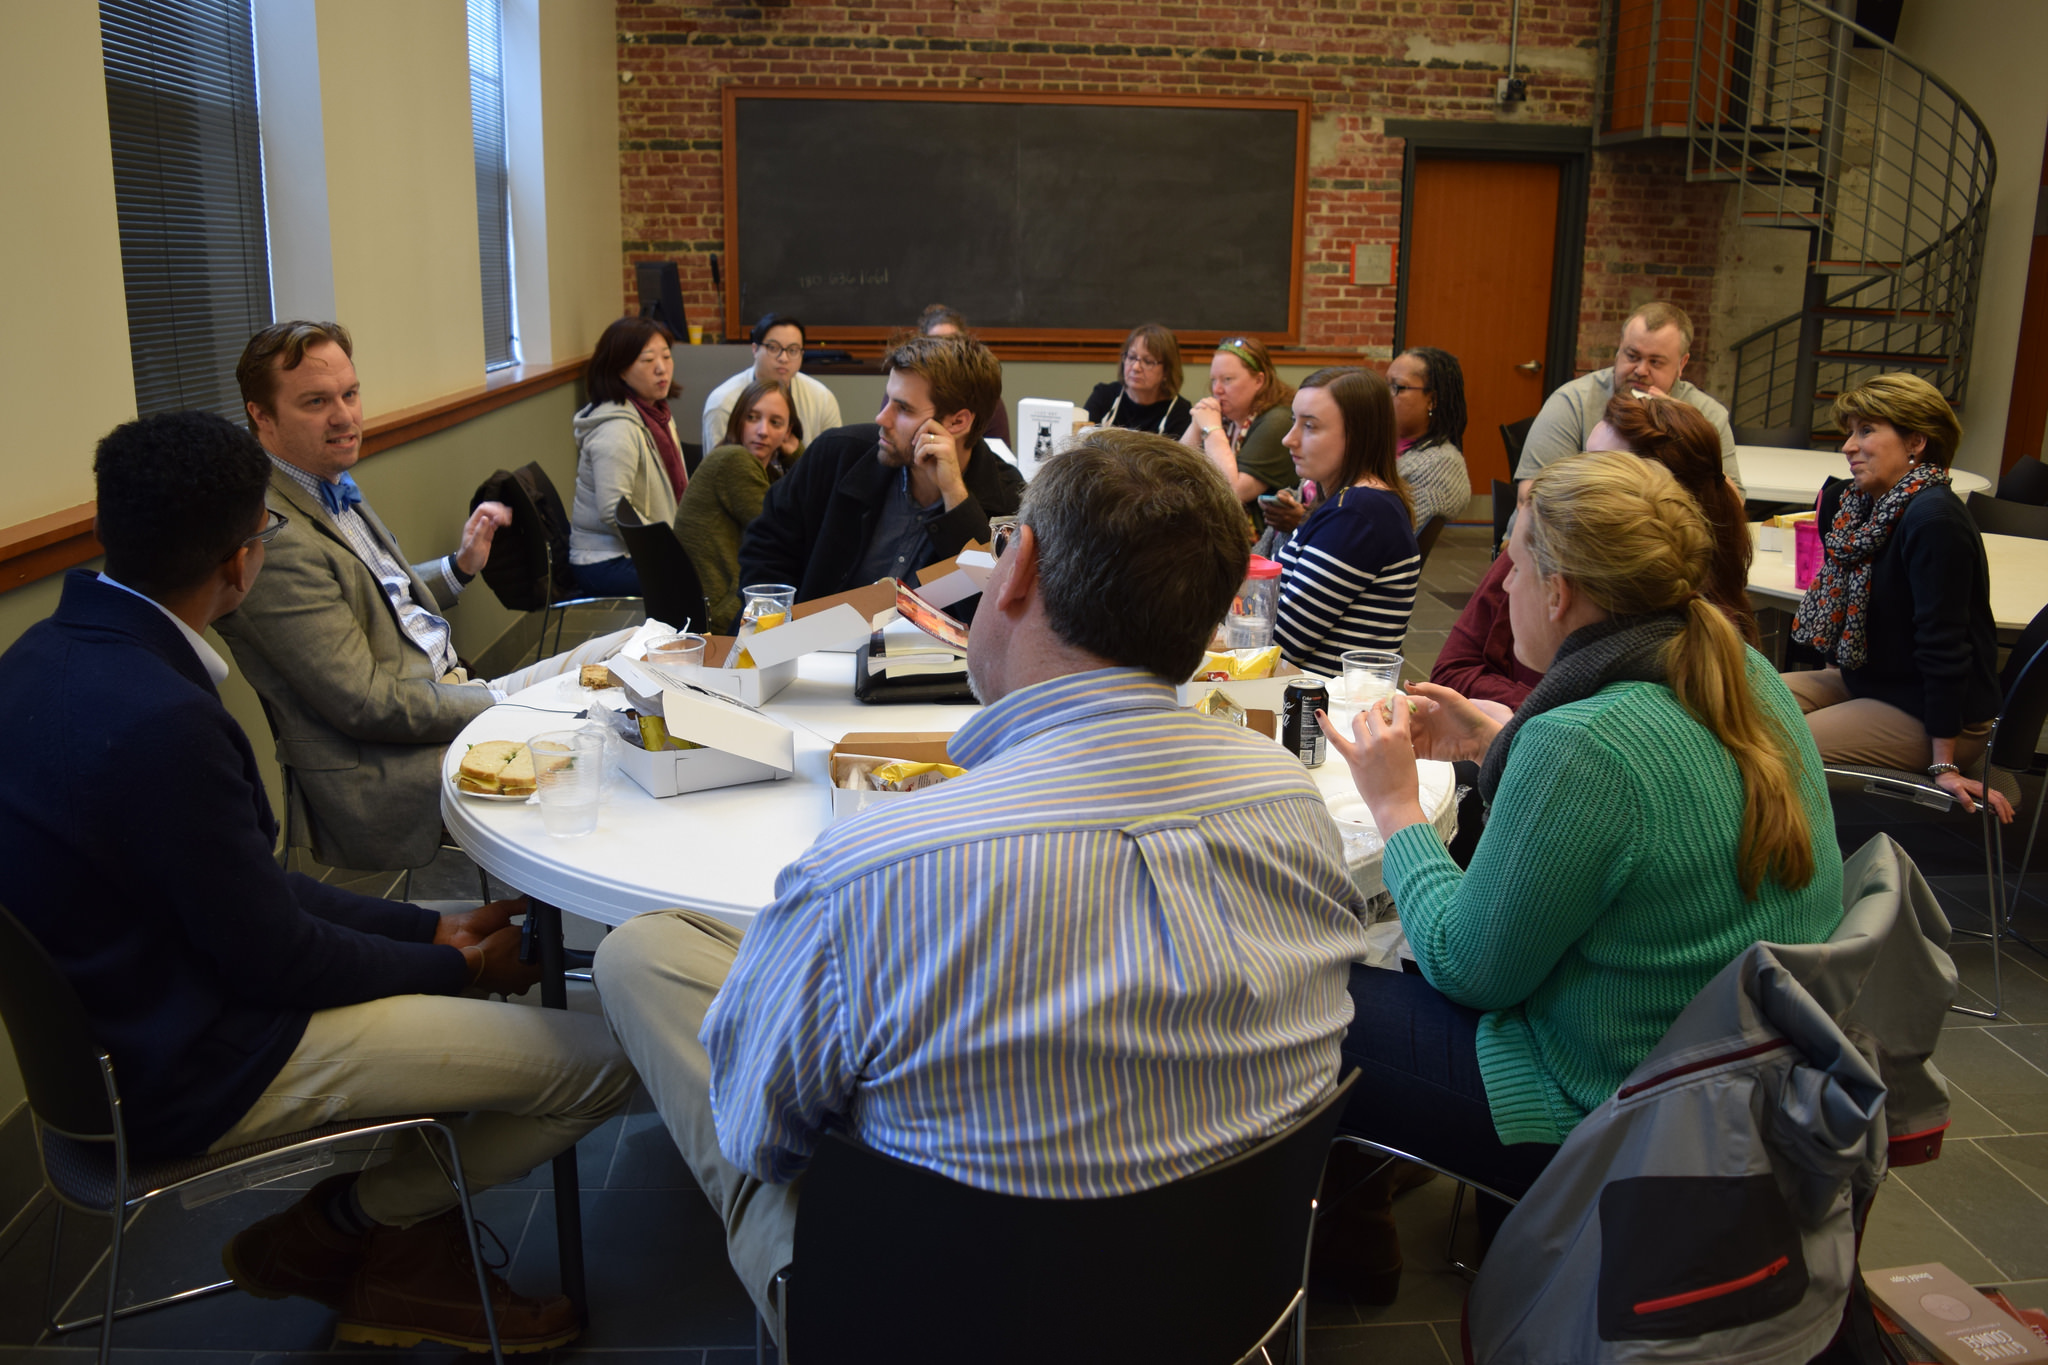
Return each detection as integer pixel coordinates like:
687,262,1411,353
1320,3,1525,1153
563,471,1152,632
635,260,687,337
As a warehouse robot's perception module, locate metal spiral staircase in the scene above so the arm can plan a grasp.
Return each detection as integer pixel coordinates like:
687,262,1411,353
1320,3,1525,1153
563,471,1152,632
1598,0,1996,442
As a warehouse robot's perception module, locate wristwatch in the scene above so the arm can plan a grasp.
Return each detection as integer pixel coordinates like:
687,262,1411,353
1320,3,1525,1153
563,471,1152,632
1926,762,1960,779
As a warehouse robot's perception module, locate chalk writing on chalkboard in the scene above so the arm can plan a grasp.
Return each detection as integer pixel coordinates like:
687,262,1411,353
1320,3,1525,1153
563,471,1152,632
795,269,893,290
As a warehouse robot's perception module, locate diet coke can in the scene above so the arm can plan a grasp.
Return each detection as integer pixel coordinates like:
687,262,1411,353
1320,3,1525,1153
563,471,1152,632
1282,676,1329,768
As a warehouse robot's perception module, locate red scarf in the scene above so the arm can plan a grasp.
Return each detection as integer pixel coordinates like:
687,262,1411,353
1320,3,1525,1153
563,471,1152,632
629,395,688,498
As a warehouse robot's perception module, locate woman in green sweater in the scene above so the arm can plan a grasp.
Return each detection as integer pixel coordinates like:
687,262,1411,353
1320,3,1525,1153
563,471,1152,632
675,377,803,634
1317,450,1842,1299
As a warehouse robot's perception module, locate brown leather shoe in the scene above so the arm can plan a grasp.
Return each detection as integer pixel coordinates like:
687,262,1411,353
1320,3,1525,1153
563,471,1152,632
335,1207,579,1353
221,1173,369,1309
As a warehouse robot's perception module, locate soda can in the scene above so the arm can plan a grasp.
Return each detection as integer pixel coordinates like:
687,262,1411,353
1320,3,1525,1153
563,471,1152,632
1282,676,1329,768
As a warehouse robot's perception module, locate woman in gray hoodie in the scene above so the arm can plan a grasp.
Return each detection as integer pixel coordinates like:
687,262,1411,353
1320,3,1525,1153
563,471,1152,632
569,316,688,595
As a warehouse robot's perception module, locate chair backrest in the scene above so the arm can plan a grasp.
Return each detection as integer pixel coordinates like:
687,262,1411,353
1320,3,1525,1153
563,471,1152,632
613,497,710,634
1415,514,1448,567
1997,454,2048,506
1732,424,1811,450
681,441,704,477
1491,478,1515,558
1965,490,2048,542
786,1071,1357,1365
0,905,117,1139
1498,415,1535,473
1991,612,2048,772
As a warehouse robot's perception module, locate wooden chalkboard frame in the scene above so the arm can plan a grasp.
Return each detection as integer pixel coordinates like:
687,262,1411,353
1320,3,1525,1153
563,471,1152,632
721,86,1310,347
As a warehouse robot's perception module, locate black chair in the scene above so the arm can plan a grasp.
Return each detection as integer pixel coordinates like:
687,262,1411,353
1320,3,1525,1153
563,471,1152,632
1997,454,2048,506
1732,424,1812,449
489,464,637,664
760,1071,1358,1365
614,497,711,634
1824,609,2048,1019
1498,416,1535,478
0,905,505,1365
1491,479,1515,559
1965,490,2048,541
1415,514,1449,568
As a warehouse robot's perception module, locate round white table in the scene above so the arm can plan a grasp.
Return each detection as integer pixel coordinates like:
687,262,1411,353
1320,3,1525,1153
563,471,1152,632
1746,522,2048,631
440,653,1458,929
1735,445,1991,505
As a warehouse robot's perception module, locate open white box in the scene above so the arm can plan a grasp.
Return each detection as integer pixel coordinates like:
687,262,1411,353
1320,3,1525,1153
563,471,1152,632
609,677,798,798
826,732,956,821
638,602,873,706
1174,661,1310,712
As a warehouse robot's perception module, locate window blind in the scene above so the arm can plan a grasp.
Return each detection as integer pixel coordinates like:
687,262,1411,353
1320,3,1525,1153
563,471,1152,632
101,0,272,422
468,0,516,369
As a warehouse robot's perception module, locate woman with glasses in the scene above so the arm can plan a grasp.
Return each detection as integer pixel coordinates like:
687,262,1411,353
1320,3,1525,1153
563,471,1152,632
1272,368,1420,676
1084,323,1194,438
569,315,687,596
1181,335,1299,521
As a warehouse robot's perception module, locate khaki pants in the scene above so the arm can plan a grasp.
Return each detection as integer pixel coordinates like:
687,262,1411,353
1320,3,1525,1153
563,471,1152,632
209,994,634,1227
1781,667,1991,773
593,910,798,1328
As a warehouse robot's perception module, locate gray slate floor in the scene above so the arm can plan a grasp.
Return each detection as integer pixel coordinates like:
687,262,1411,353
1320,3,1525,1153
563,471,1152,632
3,526,2046,1365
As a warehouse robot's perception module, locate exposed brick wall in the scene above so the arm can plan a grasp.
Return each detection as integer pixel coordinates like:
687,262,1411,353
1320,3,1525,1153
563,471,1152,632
615,0,1725,383
1578,141,1730,380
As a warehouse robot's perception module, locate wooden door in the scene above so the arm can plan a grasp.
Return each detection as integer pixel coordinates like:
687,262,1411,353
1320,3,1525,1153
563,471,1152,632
1404,158,1561,489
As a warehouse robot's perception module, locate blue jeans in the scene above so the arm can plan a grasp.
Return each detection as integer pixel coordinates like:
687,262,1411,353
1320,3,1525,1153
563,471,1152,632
572,555,641,598
1337,965,1558,1203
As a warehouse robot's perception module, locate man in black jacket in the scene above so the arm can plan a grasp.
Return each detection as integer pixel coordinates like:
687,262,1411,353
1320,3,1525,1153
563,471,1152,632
737,333,1025,601
0,412,632,1353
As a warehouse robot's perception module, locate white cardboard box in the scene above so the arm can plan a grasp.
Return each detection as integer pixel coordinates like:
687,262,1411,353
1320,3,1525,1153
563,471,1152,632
1174,663,1310,712
635,603,873,706
612,683,797,798
826,732,956,820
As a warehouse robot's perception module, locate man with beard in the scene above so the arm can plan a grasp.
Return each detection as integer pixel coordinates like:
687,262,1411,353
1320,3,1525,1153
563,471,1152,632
736,332,1024,601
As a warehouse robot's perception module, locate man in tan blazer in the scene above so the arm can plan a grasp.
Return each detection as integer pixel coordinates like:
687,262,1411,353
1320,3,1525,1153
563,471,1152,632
216,321,612,870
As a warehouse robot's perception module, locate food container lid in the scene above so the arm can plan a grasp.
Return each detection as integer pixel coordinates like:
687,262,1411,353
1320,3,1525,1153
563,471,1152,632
1245,556,1283,580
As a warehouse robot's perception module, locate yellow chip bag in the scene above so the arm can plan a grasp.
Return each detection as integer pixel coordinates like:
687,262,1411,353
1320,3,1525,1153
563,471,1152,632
867,760,965,792
635,714,699,752
1194,646,1281,681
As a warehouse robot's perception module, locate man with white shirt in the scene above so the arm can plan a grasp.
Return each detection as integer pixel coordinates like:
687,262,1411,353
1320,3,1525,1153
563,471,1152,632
700,313,842,454
0,411,632,1352
214,321,626,871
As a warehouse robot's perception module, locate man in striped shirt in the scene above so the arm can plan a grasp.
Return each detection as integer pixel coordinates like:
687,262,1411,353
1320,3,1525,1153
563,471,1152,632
596,430,1372,1328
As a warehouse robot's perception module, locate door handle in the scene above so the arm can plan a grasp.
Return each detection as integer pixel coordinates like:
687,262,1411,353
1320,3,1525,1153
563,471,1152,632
1516,360,1542,374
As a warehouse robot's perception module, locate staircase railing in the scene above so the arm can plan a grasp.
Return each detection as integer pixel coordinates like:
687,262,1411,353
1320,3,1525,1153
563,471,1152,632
1603,0,1994,440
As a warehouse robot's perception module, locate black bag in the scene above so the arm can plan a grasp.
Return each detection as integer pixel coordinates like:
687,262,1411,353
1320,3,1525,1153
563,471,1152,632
471,462,577,611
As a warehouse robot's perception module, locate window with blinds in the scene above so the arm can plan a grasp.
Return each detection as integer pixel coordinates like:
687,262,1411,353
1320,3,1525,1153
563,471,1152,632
101,0,273,422
468,0,517,370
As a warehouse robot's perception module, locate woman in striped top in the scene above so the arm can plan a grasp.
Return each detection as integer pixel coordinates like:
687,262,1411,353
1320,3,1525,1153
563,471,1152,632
1273,368,1421,677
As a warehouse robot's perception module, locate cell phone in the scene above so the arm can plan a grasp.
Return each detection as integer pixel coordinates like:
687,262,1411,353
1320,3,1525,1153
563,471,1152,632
1257,493,1283,508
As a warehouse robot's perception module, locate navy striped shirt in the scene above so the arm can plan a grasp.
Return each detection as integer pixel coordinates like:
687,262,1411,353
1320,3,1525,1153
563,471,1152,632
701,667,1372,1196
1275,485,1420,677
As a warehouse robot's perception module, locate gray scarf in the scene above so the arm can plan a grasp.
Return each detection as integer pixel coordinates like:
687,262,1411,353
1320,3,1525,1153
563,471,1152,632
1477,612,1687,804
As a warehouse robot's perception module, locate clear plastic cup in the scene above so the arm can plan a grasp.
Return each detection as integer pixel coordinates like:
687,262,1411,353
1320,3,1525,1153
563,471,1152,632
529,729,603,838
740,583,797,633
644,633,707,668
1330,649,1405,732
1224,556,1283,650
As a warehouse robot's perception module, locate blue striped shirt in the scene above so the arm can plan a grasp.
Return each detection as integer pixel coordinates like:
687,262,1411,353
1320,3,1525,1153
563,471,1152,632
1275,485,1420,677
701,667,1372,1197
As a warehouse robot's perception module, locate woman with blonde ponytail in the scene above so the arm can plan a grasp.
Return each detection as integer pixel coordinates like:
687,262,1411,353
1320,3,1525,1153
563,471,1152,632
1308,450,1844,1303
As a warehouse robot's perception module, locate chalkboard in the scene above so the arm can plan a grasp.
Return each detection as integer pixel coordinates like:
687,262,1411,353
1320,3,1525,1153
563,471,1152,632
723,89,1307,342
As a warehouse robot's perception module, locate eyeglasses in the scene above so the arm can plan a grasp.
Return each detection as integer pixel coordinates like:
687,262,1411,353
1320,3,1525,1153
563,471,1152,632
757,341,804,360
1122,352,1163,371
227,509,288,560
1389,383,1428,396
989,517,1020,559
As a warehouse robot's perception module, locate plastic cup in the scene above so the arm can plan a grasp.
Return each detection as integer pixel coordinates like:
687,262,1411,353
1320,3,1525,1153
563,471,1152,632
644,633,707,668
686,323,704,345
1330,649,1405,731
530,729,603,838
740,583,797,633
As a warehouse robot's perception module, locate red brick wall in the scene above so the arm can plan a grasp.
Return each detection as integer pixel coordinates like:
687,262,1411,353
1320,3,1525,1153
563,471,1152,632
1578,141,1729,377
615,1,1725,378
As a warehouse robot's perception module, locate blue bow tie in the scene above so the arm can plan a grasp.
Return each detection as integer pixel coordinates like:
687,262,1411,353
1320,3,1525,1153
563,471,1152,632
318,473,364,518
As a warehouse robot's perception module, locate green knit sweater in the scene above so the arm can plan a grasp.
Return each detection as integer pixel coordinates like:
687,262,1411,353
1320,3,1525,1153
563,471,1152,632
1382,648,1843,1146
674,443,791,635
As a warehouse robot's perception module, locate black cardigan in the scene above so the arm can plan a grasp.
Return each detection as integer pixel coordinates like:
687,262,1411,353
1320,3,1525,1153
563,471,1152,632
737,424,1026,604
1814,477,1999,738
0,574,466,1156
